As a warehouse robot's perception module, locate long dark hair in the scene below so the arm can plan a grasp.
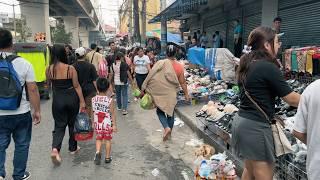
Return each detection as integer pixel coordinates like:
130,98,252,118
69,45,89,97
237,26,278,82
50,44,68,78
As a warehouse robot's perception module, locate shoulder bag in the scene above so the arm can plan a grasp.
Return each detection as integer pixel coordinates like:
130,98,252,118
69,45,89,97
242,81,292,157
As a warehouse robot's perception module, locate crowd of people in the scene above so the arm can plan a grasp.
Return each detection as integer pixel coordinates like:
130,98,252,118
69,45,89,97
0,27,191,179
0,14,319,180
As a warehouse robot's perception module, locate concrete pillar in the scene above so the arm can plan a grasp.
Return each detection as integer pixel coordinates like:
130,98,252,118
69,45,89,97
261,0,278,27
79,26,89,48
20,0,51,44
63,16,79,48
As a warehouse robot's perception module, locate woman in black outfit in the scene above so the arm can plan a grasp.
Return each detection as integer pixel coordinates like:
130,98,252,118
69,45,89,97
46,44,85,165
232,27,300,180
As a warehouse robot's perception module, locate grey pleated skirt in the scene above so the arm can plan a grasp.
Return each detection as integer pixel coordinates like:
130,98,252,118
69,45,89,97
231,114,276,162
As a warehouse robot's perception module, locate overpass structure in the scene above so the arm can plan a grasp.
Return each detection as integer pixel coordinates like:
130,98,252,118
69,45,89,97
19,0,105,47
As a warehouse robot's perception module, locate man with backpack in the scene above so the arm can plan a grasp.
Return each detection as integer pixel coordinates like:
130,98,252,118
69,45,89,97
0,29,41,180
86,43,104,74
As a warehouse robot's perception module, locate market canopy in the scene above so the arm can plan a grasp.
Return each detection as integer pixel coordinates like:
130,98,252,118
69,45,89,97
149,0,209,23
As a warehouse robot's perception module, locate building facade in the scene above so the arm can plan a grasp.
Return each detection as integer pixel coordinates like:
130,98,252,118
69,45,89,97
151,0,320,52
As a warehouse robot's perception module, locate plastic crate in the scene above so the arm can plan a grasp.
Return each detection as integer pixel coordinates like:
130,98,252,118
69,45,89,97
275,156,308,180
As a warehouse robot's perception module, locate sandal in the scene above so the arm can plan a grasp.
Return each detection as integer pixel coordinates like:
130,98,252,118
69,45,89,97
163,128,171,142
105,157,112,164
51,149,61,166
70,146,81,155
196,111,205,117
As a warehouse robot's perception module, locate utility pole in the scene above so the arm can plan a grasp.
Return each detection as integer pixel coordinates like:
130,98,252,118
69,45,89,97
133,0,141,44
141,0,147,46
160,0,167,56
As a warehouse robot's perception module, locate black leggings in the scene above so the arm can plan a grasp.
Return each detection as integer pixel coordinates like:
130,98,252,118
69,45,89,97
135,73,148,90
52,88,79,152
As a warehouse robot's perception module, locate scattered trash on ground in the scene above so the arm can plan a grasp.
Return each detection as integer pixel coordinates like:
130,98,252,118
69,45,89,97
174,117,185,127
185,138,204,147
156,129,162,132
151,168,160,176
181,169,194,180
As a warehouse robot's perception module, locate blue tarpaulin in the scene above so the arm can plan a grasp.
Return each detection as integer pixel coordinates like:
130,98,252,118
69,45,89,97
205,48,217,77
187,47,205,66
167,32,182,44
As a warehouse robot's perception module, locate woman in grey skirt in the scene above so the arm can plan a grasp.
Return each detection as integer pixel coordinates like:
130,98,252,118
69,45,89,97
233,26,300,180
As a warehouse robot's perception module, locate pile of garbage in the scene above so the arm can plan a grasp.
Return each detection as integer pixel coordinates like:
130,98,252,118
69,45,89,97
193,145,237,180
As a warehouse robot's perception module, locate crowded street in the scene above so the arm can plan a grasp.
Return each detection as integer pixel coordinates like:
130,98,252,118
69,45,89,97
4,98,195,179
1,0,320,179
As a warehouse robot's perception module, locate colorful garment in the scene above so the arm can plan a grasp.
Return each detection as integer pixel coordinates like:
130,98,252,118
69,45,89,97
306,50,315,74
284,49,292,71
92,95,113,140
296,50,306,72
291,51,298,72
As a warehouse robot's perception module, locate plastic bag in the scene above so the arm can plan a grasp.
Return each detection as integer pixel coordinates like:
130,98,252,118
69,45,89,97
131,79,141,97
75,131,93,141
74,111,92,134
140,93,155,110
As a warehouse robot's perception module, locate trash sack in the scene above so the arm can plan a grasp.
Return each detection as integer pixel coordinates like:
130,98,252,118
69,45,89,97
140,93,155,110
74,112,92,134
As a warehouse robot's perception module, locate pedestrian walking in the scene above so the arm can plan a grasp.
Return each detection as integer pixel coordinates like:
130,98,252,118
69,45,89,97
212,31,221,48
65,44,76,65
293,80,320,180
46,44,85,165
233,20,243,58
109,52,133,115
200,31,209,48
106,42,118,73
232,26,300,180
92,78,117,165
73,47,98,120
0,28,41,180
142,45,190,141
146,48,156,68
86,43,104,72
133,47,151,90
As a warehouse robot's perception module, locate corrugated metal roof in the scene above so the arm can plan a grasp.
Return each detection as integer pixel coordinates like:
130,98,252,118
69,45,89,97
149,0,208,23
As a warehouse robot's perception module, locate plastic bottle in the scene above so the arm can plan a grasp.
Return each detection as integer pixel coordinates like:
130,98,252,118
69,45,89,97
199,160,211,178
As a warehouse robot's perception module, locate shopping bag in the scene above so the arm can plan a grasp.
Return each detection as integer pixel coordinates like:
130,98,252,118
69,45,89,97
75,131,94,141
74,110,93,141
140,93,155,110
131,79,141,97
74,111,93,134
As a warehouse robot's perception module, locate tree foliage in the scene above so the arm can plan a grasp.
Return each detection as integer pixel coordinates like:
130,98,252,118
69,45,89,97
51,23,72,44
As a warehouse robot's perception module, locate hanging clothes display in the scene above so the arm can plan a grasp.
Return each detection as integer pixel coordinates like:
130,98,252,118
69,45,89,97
285,49,292,71
306,50,315,74
295,49,307,73
291,50,298,72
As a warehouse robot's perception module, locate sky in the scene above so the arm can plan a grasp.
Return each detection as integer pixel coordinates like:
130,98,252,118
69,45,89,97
0,0,175,27
0,0,20,16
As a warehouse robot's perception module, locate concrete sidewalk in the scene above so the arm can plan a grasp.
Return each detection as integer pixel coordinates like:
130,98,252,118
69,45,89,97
175,104,244,174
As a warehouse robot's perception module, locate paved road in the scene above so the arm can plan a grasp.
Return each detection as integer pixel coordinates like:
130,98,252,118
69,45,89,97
4,98,199,180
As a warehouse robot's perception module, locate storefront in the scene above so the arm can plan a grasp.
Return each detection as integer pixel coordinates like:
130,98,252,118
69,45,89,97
150,0,320,53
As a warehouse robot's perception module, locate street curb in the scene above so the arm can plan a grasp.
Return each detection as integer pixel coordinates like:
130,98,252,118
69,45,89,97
175,108,244,175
